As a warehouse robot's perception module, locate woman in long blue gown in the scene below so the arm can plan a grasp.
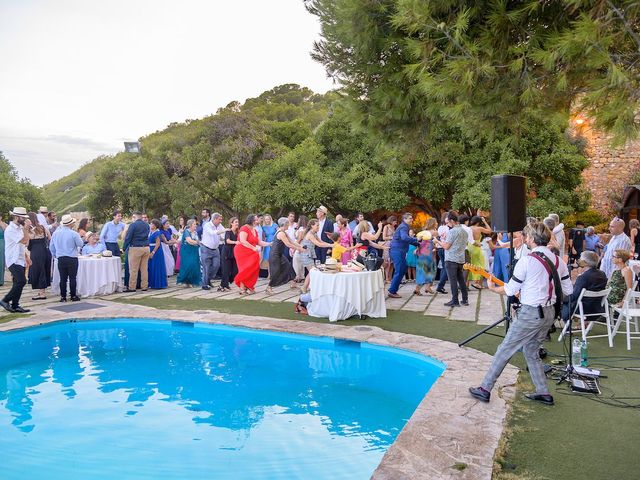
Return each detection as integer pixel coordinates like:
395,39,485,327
261,215,277,266
147,219,167,289
176,219,201,287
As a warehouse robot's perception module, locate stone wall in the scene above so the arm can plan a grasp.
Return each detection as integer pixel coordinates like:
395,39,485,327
579,124,640,215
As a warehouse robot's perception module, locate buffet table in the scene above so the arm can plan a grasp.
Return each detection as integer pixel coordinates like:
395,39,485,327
51,256,122,298
307,269,386,322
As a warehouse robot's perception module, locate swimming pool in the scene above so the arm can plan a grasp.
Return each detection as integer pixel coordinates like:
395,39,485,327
0,319,445,479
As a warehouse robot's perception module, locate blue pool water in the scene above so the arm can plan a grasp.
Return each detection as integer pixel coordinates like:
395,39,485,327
0,319,445,479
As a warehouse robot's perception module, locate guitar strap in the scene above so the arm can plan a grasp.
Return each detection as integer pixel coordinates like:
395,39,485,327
529,252,563,318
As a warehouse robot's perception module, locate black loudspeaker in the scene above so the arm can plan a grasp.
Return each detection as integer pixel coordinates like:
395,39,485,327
491,174,527,232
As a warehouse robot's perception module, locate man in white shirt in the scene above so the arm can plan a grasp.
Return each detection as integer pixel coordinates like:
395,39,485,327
600,217,632,278
37,206,52,232
0,207,32,313
549,213,566,258
469,221,572,406
285,211,297,260
200,212,226,290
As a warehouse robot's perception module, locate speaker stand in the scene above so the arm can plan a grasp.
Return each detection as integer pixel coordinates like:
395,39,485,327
458,232,515,347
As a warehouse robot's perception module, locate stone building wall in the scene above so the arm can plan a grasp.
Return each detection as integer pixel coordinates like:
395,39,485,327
579,124,640,215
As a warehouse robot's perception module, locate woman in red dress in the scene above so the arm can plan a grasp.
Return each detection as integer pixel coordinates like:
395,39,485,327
234,214,271,294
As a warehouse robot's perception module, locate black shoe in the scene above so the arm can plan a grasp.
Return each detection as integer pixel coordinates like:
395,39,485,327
444,300,460,307
436,288,447,294
123,288,134,293
70,296,81,302
202,285,211,290
0,300,14,312
469,386,491,402
60,297,67,302
524,393,554,406
13,306,30,313
461,301,470,306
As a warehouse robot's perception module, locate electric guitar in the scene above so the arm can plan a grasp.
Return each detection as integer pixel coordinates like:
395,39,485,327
463,263,505,286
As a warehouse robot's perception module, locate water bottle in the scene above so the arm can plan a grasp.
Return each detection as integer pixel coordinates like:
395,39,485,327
572,338,581,366
580,340,588,367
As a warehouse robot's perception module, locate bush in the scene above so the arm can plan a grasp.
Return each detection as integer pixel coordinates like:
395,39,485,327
563,210,606,228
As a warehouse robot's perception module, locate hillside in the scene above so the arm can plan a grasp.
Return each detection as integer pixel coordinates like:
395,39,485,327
42,156,105,214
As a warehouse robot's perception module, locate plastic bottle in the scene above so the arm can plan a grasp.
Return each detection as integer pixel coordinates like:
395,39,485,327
572,338,581,366
580,340,588,367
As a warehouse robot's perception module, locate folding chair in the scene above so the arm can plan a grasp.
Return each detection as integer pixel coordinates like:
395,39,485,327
612,288,640,350
558,288,613,346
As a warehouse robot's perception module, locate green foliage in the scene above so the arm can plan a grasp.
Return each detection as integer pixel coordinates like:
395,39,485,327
0,152,44,216
42,156,106,214
306,0,639,143
564,209,606,228
83,85,331,219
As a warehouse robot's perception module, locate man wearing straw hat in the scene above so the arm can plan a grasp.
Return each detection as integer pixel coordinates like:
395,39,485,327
37,206,52,231
0,207,32,313
50,214,84,302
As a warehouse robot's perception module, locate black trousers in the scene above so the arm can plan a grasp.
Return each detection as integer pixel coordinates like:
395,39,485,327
58,256,79,298
220,256,238,288
445,260,468,304
3,264,27,309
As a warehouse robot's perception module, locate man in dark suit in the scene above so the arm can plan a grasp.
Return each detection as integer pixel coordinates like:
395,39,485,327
314,205,334,263
561,250,608,321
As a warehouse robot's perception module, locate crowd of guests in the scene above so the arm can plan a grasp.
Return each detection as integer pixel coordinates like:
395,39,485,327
1,203,638,317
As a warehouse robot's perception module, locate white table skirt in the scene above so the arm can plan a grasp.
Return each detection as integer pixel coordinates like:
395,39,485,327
307,269,386,322
51,256,122,298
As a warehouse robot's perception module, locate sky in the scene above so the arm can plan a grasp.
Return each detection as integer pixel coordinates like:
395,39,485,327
0,0,335,186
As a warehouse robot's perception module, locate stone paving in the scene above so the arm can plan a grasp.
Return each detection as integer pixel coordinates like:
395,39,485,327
0,276,506,325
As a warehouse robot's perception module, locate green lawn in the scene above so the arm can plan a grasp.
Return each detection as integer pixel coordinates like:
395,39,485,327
116,296,640,480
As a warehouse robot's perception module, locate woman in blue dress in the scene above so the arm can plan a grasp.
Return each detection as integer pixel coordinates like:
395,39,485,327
414,219,438,295
147,219,167,289
261,214,277,268
176,219,201,287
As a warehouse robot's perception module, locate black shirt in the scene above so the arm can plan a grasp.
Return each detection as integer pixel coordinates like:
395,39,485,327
569,228,585,251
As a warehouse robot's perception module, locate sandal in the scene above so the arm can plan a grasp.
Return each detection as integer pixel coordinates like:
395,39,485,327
239,289,247,295
266,287,274,294
247,288,256,295
32,296,47,301
413,288,422,296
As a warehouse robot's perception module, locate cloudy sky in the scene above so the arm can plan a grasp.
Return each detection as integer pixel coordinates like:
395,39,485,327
0,0,334,186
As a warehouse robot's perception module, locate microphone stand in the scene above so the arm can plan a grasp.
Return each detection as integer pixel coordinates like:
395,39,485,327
459,232,515,347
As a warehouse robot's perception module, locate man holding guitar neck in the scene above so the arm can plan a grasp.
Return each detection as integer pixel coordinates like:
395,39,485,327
469,221,572,406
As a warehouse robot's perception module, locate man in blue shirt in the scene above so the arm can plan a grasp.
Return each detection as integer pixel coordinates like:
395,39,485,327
388,212,420,298
99,210,125,257
50,215,84,302
123,211,151,292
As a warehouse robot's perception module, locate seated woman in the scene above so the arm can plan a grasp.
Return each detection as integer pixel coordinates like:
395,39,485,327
607,249,634,306
561,251,608,321
81,232,106,255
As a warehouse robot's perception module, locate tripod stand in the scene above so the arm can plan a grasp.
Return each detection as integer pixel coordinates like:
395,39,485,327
459,232,515,347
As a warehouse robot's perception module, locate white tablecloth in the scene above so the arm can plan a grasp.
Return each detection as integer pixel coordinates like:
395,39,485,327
307,269,386,322
52,256,122,298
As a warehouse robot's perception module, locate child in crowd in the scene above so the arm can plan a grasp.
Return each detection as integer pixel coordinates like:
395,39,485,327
330,232,359,264
405,229,417,281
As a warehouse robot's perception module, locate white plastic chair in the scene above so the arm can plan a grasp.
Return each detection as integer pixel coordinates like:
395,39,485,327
558,288,613,346
612,288,640,350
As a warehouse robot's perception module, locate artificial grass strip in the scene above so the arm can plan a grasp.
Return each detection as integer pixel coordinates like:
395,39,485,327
116,296,640,480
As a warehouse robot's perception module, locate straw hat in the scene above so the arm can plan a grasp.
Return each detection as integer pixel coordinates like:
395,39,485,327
10,207,29,218
60,214,76,226
38,206,49,213
317,205,328,215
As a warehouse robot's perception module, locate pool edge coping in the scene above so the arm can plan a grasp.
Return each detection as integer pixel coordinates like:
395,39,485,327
0,301,518,480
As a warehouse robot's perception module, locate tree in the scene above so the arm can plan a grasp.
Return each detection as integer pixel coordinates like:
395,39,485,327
0,152,44,216
306,0,639,143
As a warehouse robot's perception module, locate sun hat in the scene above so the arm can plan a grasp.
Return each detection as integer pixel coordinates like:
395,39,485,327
317,205,328,215
61,214,76,226
10,207,29,218
38,206,49,213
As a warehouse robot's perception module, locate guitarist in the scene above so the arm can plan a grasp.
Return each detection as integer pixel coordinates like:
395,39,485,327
469,221,572,406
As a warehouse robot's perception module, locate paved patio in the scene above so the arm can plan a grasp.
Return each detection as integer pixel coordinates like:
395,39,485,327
0,276,507,326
